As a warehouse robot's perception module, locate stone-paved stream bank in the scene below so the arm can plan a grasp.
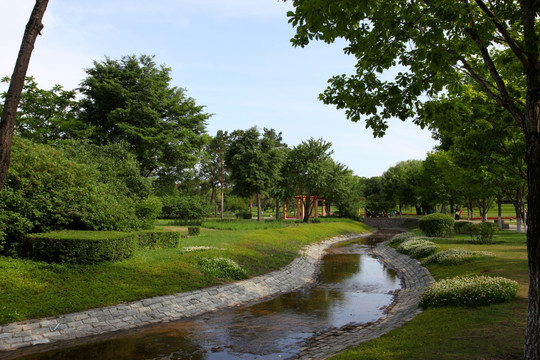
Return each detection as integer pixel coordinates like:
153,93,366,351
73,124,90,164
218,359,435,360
0,231,433,359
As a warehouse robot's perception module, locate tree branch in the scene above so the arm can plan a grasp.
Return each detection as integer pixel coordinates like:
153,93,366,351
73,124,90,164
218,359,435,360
474,0,529,69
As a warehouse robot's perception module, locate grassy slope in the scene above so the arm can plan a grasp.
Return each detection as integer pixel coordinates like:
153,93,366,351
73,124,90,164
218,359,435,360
330,230,528,360
0,220,370,324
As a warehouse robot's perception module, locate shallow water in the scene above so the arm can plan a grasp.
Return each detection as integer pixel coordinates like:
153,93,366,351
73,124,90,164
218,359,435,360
13,235,400,360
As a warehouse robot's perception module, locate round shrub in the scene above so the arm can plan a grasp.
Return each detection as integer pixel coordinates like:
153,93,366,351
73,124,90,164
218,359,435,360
421,248,496,266
199,257,248,280
420,275,518,307
397,239,438,259
419,213,455,237
470,222,498,244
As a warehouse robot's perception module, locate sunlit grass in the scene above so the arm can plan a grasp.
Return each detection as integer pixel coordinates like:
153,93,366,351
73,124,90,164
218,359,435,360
0,219,370,324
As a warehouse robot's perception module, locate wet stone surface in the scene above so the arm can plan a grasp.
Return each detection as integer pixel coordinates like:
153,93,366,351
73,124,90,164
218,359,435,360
0,231,434,360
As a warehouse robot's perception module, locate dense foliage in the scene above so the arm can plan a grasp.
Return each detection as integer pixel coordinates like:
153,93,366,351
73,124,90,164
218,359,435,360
0,138,163,255
160,195,209,219
79,55,210,179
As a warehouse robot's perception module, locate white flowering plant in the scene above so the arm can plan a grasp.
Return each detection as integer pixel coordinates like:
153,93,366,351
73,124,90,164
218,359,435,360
420,275,518,307
199,257,248,280
396,238,438,259
422,248,496,266
388,232,418,245
179,246,222,253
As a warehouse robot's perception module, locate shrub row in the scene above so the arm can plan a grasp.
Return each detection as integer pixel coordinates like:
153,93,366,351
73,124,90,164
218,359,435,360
23,231,180,264
420,275,518,307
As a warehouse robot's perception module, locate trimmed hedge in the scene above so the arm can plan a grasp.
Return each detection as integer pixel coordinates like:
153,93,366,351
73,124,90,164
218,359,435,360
419,213,455,237
188,227,201,236
23,231,138,264
137,231,180,249
24,230,180,264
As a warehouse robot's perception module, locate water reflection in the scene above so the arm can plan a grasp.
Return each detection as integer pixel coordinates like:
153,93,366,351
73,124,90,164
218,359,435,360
12,236,400,360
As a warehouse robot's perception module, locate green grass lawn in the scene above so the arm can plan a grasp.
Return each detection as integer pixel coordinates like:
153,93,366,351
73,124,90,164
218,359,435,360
0,219,370,324
330,230,528,360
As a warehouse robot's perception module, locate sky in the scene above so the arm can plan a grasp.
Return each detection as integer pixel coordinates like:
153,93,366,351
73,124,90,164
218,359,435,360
0,0,438,178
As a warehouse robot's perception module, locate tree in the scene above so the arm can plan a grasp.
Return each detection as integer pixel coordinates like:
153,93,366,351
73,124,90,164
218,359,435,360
280,138,334,222
286,2,540,356
200,131,229,218
0,0,49,191
225,127,283,221
383,160,425,216
79,54,210,179
1,76,83,143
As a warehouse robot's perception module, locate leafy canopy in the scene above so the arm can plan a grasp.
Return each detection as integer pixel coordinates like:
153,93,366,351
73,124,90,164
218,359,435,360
79,54,210,178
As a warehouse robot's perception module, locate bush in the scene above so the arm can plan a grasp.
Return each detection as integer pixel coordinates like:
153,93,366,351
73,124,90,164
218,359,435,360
135,196,163,230
419,213,455,237
388,232,418,246
235,211,253,220
421,248,496,266
23,231,138,264
397,239,438,259
160,195,209,219
420,275,518,307
137,231,179,249
199,257,248,280
470,222,498,244
0,138,143,255
454,221,476,235
188,227,201,236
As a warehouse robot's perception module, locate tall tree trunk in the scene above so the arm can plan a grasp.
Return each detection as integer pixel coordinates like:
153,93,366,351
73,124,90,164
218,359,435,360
210,184,217,217
524,104,540,360
497,195,502,230
0,0,49,191
220,154,224,219
256,193,261,222
303,193,311,223
275,199,280,219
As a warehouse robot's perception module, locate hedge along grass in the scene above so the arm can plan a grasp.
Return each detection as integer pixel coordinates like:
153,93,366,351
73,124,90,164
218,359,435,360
24,230,180,264
24,231,138,264
0,220,370,324
330,230,529,360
